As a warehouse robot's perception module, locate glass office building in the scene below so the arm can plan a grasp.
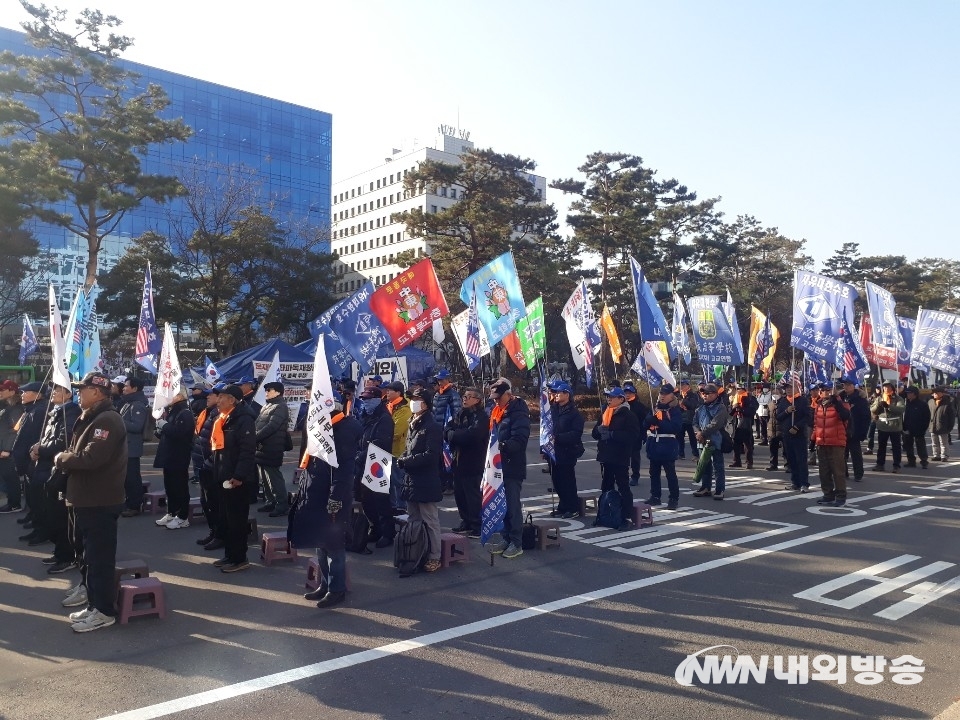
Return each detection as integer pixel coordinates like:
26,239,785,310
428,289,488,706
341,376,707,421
0,27,332,303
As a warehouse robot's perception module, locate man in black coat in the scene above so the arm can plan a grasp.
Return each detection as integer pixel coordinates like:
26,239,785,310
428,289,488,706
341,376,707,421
14,382,48,543
549,381,585,519
446,387,488,537
192,387,222,550
592,387,640,529
623,382,648,487
777,380,812,491
153,391,197,529
902,386,931,469
840,378,870,482
487,378,530,559
254,381,291,517
0,380,24,513
355,386,396,549
211,385,257,573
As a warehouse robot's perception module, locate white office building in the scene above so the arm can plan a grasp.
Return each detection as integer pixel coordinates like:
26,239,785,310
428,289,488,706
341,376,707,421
330,129,547,296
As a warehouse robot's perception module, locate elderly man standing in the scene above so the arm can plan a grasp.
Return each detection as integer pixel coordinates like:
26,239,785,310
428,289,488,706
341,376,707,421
14,382,48,543
152,390,197,529
692,383,730,500
0,380,24,513
118,377,148,517
592,387,640,527
487,378,530,558
255,381,290,518
54,372,127,633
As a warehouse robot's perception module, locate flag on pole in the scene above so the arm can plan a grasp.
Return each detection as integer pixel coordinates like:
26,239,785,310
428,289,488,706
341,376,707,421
629,258,672,356
748,306,779,376
152,323,183,419
135,263,162,373
360,443,392,494
600,305,623,365
687,295,741,366
62,288,86,380
513,297,546,370
721,289,745,366
442,402,454,471
189,368,207,388
838,305,868,380
48,285,70,389
304,334,339,467
252,350,281,406
911,308,960,376
864,281,903,369
538,370,555,463
561,281,597,386
791,270,858,366
19,315,38,366
459,252,527,347
480,423,506,546
368,258,450,349
456,280,484,372
631,341,677,388
204,356,222,385
82,286,103,375
671,294,692,365
896,315,926,375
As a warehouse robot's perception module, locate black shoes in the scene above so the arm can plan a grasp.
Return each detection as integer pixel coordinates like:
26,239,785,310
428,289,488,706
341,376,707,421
268,507,289,518
47,560,77,574
197,533,214,546
257,504,275,513
816,496,836,505
0,504,22,513
204,538,225,551
666,499,679,510
316,591,346,609
304,587,328,601
644,497,662,506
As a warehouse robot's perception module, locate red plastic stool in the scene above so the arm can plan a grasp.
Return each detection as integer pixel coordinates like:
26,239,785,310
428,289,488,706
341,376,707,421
260,531,297,565
632,501,654,528
305,557,351,591
439,532,470,568
533,519,562,549
142,491,167,514
118,577,167,624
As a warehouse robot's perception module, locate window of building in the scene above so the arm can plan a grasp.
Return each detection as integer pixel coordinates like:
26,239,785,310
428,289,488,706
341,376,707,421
370,182,375,191
362,241,367,250
450,189,457,199
362,222,367,231
431,205,438,214
440,187,447,197
350,189,354,198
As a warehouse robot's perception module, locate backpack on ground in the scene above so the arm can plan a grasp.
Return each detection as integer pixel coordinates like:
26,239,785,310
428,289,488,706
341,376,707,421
593,489,623,529
346,511,373,554
394,518,430,577
521,512,540,550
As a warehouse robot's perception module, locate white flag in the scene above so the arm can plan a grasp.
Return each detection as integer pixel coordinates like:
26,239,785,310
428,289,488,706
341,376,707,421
152,323,183,419
252,350,281,407
360,443,392,494
638,340,677,388
432,317,445,344
305,334,339,467
451,307,491,358
48,285,70,389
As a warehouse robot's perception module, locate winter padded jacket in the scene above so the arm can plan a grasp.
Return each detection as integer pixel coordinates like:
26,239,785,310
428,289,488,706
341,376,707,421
495,397,531,481
56,398,127,507
153,399,196,473
812,397,851,447
254,396,290,467
399,411,443,503
447,405,489,475
592,403,640,465
551,402,585,465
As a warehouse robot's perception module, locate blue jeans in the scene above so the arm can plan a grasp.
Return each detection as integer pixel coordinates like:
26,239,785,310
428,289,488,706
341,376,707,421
315,546,347,593
390,465,407,511
500,476,523,546
698,450,726,493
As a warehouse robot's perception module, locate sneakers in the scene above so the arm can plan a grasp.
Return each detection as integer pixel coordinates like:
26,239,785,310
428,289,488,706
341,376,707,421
833,498,846,507
303,586,328,601
488,540,509,555
784,484,800,491
316,590,347,607
452,522,470,533
864,448,875,455
892,466,900,474
69,607,93,622
692,488,712,497
921,462,929,469
713,491,724,501
728,462,742,468
816,496,836,505
41,555,59,565
617,521,635,531
423,558,443,571
931,456,942,462
766,465,779,471
644,497,662,506
561,511,581,519
800,486,810,493
466,529,481,539
904,461,917,468
0,504,22,513
502,544,523,559
628,478,639,487
62,584,88,607
47,560,77,574
165,517,190,529
155,513,175,526
71,608,116,633
221,561,251,573
212,557,232,567
870,465,885,472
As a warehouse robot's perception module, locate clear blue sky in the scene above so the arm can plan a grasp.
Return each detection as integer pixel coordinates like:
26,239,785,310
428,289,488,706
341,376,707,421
2,0,957,265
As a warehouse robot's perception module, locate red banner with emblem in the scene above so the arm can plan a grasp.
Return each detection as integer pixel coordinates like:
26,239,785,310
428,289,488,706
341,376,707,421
860,314,898,370
369,258,450,349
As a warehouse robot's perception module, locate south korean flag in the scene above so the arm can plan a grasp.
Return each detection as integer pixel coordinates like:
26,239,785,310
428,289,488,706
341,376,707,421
360,443,392,494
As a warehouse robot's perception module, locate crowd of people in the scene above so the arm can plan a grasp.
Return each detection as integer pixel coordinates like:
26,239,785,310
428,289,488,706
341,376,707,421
0,365,955,629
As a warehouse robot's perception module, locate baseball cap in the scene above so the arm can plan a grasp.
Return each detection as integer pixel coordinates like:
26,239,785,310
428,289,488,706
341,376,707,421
659,384,675,394
111,374,127,384
0,380,19,392
905,386,920,395
433,369,450,381
702,383,719,394
552,381,572,394
359,387,383,399
220,384,243,401
604,387,626,399
622,382,637,394
263,381,284,394
71,372,112,391
385,380,405,393
489,377,512,397
680,379,691,387
407,387,434,408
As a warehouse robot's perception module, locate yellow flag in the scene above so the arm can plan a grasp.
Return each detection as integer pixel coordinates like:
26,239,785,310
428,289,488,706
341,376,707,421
600,305,622,364
748,306,780,377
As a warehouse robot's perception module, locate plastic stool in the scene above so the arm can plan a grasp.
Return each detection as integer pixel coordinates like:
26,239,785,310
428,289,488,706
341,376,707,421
632,501,654,528
118,577,167,624
306,557,351,591
533,519,562,549
141,479,151,493
187,496,202,522
439,532,470,568
261,531,297,565
142,491,167,514
577,490,602,516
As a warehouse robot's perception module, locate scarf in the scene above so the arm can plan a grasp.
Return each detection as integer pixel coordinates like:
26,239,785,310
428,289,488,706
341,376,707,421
386,396,403,415
489,402,506,429
195,408,208,435
602,405,617,427
210,406,234,451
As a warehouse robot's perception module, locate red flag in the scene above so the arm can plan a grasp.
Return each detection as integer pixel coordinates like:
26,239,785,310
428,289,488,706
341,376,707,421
369,259,450,348
860,314,897,370
502,330,527,370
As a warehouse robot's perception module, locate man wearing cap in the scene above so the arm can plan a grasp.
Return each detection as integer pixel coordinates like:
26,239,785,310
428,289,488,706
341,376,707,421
692,384,730,499
382,381,411,513
54,372,127,632
870,381,904,473
211,385,257,573
548,381,585,519
677,379,701,461
431,370,462,495
839,378,869,482
254,381,291,517
192,385,223,550
0,380,24,513
13,382,48,541
446,386,488,534
812,382,852,506
592,387,640,525
729,386,759,469
110,376,126,411
238,377,262,415
355,385,396,548
189,385,208,417
644,384,683,510
902,386,931,469
776,379,812,491
930,387,956,461
337,378,357,417
118,377,148,517
487,378,531,557
621,382,648,487
152,390,196,529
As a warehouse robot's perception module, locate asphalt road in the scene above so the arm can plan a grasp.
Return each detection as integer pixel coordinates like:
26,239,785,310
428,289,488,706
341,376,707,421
1,432,959,720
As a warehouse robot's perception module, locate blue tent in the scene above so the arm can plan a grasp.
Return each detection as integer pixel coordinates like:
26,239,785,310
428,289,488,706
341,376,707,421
216,338,314,382
295,338,436,382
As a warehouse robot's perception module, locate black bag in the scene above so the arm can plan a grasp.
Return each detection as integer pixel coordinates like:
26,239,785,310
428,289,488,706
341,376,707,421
284,431,294,452
593,489,623,529
46,469,68,495
394,519,430,577
719,428,734,454
521,512,540,550
346,511,373,554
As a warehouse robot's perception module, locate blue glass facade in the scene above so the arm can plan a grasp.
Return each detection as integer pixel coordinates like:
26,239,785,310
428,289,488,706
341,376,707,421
0,27,332,254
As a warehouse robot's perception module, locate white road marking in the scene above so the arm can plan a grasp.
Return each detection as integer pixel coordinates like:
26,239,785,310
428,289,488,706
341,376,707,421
98,507,935,720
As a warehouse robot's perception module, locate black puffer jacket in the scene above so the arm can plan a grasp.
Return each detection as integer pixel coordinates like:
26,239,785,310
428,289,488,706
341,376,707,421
400,411,443,503
447,405,489,476
592,404,640,465
0,399,23,454
12,398,46,476
192,405,218,473
354,402,394,488
903,397,931,437
496,397,530,481
34,401,81,483
213,403,257,500
552,402,585,464
254,396,290,467
153,399,196,474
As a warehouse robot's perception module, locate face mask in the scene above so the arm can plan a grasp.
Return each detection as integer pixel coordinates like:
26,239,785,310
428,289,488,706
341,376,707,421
362,398,381,413
410,400,424,414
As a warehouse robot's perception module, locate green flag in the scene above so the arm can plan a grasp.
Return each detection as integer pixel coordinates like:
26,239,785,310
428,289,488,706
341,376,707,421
515,297,546,370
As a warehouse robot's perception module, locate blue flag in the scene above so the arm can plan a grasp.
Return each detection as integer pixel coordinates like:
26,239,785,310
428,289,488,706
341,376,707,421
328,282,390,374
897,315,927,373
791,270,858,365
63,289,87,379
309,299,345,340
19,315,38,366
838,305,868,381
629,258,672,355
459,252,527,347
753,312,774,370
539,370,555,463
135,264,162,373
687,295,741,365
864,281,902,368
671,293,692,365
463,281,482,372
805,356,829,387
721,289,745,366
911,309,960,376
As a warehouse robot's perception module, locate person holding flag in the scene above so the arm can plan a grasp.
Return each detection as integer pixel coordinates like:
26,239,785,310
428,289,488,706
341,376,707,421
776,379,812,492
355,386,396,550
487,378,530,558
592,387,640,526
548,381,585,519
643,384,683,510
692,384,730,499
0,381,25,514
430,369,462,495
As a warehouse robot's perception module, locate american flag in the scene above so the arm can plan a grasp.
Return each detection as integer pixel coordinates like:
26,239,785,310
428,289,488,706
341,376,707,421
19,315,38,365
135,263,162,373
839,306,867,376
442,402,454,471
464,280,481,371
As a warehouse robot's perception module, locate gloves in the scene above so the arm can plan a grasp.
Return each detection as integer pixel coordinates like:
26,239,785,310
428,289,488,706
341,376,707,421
326,498,343,515
156,418,168,430
597,427,612,440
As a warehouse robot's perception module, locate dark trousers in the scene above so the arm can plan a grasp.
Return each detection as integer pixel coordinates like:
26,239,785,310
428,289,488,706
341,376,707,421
769,436,782,466
47,487,74,562
733,428,754,465
756,416,769,443
696,449,727,493
500,476,523,546
600,463,633,521
258,464,288,510
682,424,698,457
453,470,483,530
0,457,20,506
124,456,143,511
550,461,578,515
25,479,48,537
783,433,810,488
867,421,877,450
220,486,250,564
68,506,84,581
876,431,902,468
817,445,848,500
629,447,643,480
361,486,395,541
163,467,191,519
199,467,222,536
315,545,347,594
649,458,679,501
75,505,123,616
903,434,928,465
845,437,864,479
